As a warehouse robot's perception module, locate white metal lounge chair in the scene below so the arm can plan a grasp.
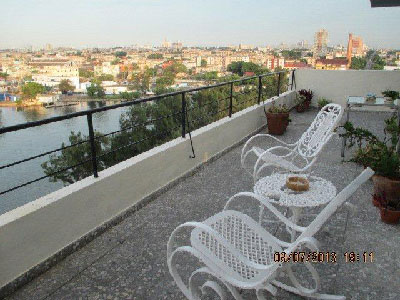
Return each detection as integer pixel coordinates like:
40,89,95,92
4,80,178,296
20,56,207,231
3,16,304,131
167,168,373,300
241,104,343,182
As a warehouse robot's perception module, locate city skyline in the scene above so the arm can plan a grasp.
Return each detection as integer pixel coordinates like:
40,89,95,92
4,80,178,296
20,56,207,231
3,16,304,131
1,0,400,49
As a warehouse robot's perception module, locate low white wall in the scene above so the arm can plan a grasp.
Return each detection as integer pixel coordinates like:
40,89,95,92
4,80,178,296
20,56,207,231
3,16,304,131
0,91,296,290
295,69,400,106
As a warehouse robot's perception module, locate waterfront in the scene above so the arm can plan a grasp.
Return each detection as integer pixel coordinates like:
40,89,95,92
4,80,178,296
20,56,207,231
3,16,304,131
0,101,129,215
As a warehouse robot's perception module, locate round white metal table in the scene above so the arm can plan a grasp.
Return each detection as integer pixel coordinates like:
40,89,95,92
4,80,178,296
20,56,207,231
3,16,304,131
254,173,337,241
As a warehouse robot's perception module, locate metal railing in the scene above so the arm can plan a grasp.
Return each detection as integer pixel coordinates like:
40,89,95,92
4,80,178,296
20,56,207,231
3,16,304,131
0,70,295,197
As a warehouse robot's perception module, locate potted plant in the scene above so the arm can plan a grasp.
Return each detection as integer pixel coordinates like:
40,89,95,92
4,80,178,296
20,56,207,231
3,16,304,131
365,93,376,103
295,94,307,112
382,90,400,101
297,89,313,111
317,98,331,110
264,103,290,135
340,116,400,224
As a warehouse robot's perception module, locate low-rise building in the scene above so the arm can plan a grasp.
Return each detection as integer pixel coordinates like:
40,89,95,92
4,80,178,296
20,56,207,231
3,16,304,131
315,58,349,70
284,61,312,70
36,94,60,104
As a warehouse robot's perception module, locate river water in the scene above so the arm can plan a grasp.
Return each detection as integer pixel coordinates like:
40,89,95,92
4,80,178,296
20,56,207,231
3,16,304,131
0,101,130,215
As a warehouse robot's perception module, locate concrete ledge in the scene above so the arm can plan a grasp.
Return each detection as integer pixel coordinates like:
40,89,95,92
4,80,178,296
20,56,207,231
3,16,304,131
0,91,296,296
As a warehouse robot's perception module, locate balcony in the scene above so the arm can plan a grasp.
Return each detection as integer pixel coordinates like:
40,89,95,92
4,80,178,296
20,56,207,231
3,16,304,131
1,70,400,299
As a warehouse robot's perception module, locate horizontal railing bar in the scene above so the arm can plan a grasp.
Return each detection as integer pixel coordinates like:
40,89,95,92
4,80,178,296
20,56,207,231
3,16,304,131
0,71,285,135
189,106,230,124
234,89,256,96
96,110,182,139
0,157,92,196
233,97,258,110
0,139,89,170
97,125,181,159
187,95,232,112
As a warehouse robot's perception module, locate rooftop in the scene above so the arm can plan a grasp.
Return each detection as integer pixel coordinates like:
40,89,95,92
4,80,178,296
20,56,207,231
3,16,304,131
6,108,400,300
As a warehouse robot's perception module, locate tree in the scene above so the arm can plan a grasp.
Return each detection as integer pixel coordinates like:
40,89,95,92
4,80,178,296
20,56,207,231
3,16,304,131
87,82,105,98
195,71,218,81
111,58,120,65
281,50,302,60
201,59,207,67
0,72,9,79
120,91,140,101
372,55,385,70
59,79,74,94
350,57,367,70
79,69,94,78
96,74,114,81
131,63,139,70
156,75,175,87
227,62,265,76
147,53,163,59
164,62,187,74
130,69,153,92
115,51,127,58
21,82,45,99
41,131,109,184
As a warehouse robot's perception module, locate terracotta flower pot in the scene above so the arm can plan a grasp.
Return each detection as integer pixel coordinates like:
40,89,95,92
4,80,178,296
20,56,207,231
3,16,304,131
372,175,400,205
265,112,289,135
304,100,311,110
372,175,400,223
379,207,400,224
372,194,380,207
296,104,306,113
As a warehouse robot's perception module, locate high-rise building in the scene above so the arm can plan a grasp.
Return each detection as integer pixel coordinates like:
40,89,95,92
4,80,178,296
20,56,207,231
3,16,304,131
297,40,309,49
172,41,183,51
313,29,328,57
347,33,364,61
45,44,53,51
161,39,171,49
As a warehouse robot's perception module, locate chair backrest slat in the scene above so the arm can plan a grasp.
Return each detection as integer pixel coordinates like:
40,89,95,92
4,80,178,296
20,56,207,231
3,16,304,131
298,168,374,241
297,104,343,158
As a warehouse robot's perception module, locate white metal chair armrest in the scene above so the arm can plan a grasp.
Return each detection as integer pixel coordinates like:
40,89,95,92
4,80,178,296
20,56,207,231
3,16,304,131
290,236,320,253
241,134,297,165
224,192,307,235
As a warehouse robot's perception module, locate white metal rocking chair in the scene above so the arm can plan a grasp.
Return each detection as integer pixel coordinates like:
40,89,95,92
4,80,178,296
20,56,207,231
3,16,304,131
167,168,373,300
241,104,343,182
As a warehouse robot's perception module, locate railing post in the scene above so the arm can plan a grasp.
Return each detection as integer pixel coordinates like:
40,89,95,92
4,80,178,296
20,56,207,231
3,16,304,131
181,92,186,138
277,72,281,97
229,82,233,117
87,113,98,178
257,76,262,104
291,69,296,90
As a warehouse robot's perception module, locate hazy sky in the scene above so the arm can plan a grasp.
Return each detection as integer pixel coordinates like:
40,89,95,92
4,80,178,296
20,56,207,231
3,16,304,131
1,0,400,49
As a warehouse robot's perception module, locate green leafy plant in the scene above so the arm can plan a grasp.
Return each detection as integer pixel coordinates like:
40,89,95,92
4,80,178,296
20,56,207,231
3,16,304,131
382,90,399,101
339,115,400,180
298,89,313,102
267,103,289,113
317,98,331,108
295,94,307,105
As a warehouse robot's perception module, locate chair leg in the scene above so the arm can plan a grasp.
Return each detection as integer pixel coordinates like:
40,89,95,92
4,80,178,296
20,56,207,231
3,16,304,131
189,267,244,300
271,261,345,300
272,281,345,300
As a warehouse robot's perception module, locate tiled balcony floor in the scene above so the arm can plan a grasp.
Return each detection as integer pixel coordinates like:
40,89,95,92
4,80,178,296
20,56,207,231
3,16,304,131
6,109,400,300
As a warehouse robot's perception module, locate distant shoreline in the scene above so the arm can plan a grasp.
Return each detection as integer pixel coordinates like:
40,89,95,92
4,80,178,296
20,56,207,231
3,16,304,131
60,97,123,102
0,101,43,108
0,97,124,108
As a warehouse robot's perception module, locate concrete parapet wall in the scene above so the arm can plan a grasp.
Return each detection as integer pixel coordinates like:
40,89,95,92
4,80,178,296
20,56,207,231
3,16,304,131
295,69,400,106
